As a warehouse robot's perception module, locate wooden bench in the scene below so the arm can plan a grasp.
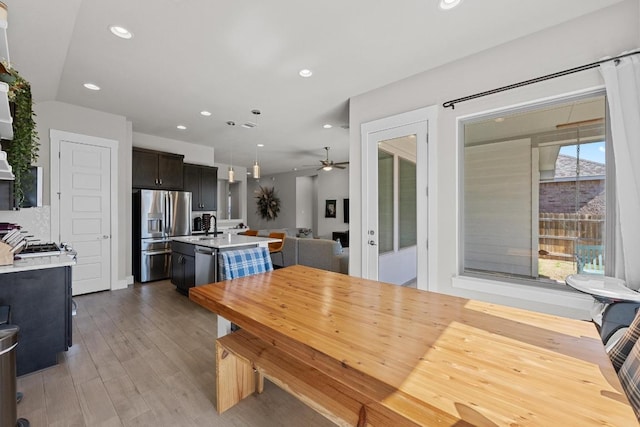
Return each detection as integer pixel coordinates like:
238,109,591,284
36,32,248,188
216,329,365,426
215,330,453,426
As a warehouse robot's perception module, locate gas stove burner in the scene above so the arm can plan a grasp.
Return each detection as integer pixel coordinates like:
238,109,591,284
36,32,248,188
18,242,63,258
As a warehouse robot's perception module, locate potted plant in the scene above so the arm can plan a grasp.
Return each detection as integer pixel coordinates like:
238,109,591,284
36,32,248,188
0,62,39,208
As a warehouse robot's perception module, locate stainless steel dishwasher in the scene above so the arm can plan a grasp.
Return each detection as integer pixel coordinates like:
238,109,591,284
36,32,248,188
194,246,217,285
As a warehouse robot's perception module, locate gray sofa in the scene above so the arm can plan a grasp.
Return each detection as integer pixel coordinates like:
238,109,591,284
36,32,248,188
254,229,348,274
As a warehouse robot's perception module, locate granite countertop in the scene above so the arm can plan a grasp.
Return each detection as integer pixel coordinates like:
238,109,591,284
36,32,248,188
0,254,77,274
172,234,280,249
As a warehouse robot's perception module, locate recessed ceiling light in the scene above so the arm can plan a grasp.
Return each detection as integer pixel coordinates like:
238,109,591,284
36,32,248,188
200,111,212,117
109,25,133,39
439,0,462,10
257,144,264,147
176,125,187,130
323,124,332,129
83,83,101,91
494,117,505,123
299,69,313,78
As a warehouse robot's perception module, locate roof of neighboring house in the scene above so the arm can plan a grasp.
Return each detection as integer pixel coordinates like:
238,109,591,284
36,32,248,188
578,191,605,215
555,154,605,178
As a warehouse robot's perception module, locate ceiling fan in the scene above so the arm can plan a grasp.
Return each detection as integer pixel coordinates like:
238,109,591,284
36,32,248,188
316,147,349,171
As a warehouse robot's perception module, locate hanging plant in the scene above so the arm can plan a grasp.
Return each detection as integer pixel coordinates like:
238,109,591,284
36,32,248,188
1,62,39,208
255,185,280,221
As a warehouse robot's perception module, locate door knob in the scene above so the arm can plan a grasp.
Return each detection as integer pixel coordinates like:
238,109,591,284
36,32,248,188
368,240,377,246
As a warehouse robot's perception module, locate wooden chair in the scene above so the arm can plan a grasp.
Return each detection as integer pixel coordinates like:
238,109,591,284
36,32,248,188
244,230,258,236
268,232,285,267
576,244,604,275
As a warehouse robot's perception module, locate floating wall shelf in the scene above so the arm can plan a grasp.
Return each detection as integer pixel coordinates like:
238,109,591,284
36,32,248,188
0,18,15,180
0,82,12,140
0,19,8,65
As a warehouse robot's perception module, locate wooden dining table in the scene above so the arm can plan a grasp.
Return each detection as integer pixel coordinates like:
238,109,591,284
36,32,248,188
189,265,637,426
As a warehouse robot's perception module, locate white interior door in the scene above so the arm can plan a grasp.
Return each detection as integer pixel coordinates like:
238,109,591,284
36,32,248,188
59,140,111,295
362,108,432,287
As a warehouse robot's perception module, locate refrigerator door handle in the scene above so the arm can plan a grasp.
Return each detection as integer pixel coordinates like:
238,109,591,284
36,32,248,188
164,193,171,236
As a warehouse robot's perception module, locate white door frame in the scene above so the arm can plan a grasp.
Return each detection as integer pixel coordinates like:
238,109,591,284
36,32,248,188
360,105,438,291
50,129,119,291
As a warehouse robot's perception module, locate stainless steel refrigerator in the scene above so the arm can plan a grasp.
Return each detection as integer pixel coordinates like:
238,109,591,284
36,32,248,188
133,189,191,282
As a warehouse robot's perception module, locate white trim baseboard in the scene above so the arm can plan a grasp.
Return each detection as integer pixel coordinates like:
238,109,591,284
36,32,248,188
114,276,134,290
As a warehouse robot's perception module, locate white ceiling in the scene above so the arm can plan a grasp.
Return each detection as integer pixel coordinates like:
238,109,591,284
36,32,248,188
2,0,624,175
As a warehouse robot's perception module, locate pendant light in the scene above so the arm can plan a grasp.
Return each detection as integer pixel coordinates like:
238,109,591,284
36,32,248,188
250,110,261,179
228,144,235,183
253,145,261,179
228,164,235,183
226,120,236,182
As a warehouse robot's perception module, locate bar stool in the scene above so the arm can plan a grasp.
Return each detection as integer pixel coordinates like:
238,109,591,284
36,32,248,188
268,232,285,267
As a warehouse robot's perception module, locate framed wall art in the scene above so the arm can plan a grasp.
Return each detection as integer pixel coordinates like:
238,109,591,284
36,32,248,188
325,199,336,218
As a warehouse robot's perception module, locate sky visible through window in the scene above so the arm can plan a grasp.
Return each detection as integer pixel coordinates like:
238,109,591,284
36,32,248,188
559,141,605,164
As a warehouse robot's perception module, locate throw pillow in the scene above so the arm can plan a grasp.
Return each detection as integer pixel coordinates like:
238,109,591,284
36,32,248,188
618,339,640,419
609,308,640,372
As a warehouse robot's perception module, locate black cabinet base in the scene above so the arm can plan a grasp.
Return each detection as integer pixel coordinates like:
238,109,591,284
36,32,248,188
0,266,72,376
175,286,190,296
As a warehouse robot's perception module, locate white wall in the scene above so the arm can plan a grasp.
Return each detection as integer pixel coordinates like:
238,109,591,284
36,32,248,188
247,168,349,237
316,168,349,238
296,176,313,228
0,100,133,286
0,206,50,242
349,0,640,319
215,161,248,222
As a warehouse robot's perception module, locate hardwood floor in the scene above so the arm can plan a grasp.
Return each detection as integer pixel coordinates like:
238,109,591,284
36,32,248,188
17,280,335,427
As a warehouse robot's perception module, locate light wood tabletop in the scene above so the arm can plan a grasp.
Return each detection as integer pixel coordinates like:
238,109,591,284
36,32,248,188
190,265,637,426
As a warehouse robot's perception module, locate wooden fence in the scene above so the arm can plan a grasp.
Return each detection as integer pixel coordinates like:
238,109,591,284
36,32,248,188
539,213,604,259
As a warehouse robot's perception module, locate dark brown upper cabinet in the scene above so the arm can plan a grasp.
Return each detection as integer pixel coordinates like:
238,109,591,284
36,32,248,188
183,163,218,211
132,147,184,190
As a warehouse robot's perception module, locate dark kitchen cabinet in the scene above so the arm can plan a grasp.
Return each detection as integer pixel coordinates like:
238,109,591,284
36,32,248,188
0,266,72,376
171,241,195,295
132,147,184,190
184,163,218,211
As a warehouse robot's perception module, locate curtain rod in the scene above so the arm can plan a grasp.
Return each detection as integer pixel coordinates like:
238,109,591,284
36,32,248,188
442,51,639,110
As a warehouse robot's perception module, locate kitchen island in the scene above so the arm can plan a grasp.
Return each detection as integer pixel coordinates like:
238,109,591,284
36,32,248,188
0,253,76,376
170,234,280,294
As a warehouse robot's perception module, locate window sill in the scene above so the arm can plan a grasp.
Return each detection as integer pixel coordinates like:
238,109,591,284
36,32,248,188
451,274,594,318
